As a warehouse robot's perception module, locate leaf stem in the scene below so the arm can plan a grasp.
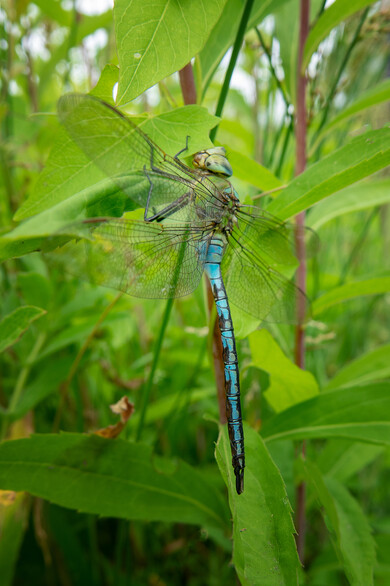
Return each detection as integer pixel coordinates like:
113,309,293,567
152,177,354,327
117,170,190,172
210,0,255,142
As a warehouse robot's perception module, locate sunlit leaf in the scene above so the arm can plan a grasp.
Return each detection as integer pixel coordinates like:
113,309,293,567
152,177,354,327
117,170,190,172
216,424,300,584
249,330,319,412
267,127,390,220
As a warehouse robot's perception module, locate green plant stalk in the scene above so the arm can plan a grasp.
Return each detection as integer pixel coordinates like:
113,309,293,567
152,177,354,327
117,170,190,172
210,0,255,142
275,117,294,176
135,297,174,442
255,27,291,110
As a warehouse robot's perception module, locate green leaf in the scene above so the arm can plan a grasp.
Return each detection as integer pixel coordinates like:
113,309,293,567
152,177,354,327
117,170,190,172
262,382,390,445
0,306,46,353
114,0,227,105
14,104,219,222
0,433,228,530
90,64,119,105
314,80,390,145
267,127,390,220
228,148,283,191
303,461,375,586
312,273,390,316
317,440,384,483
249,330,319,412
199,0,291,96
215,424,300,585
302,0,377,72
307,179,390,231
325,344,390,391
0,492,31,586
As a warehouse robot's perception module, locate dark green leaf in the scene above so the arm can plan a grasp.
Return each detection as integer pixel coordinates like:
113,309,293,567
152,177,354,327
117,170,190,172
0,433,229,529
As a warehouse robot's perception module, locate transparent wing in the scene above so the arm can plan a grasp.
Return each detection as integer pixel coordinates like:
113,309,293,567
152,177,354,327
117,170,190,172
48,218,211,299
57,94,225,215
222,207,314,323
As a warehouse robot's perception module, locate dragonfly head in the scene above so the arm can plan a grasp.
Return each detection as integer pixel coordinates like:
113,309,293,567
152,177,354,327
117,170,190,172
193,147,233,177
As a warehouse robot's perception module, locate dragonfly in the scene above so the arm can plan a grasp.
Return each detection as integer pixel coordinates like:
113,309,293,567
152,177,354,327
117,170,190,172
53,94,311,494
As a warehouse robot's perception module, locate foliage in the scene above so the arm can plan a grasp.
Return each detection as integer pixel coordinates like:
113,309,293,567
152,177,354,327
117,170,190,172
0,0,389,584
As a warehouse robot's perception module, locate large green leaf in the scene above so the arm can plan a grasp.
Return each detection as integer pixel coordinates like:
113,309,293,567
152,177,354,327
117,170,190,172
114,0,227,105
0,306,46,353
0,433,228,530
216,424,300,585
312,273,390,316
303,461,375,586
267,127,390,220
262,382,390,445
307,179,390,231
249,330,319,412
14,105,219,222
302,0,378,72
325,344,390,391
199,0,291,96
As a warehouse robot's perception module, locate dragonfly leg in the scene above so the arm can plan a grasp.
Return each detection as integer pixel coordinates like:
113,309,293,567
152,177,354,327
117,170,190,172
174,135,190,159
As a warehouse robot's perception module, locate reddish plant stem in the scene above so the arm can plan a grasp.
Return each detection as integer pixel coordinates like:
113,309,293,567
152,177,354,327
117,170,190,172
178,63,197,105
294,0,310,565
178,62,226,425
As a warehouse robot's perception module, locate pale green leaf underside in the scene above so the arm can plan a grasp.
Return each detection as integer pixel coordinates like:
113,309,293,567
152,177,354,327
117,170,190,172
216,424,300,585
262,382,390,445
